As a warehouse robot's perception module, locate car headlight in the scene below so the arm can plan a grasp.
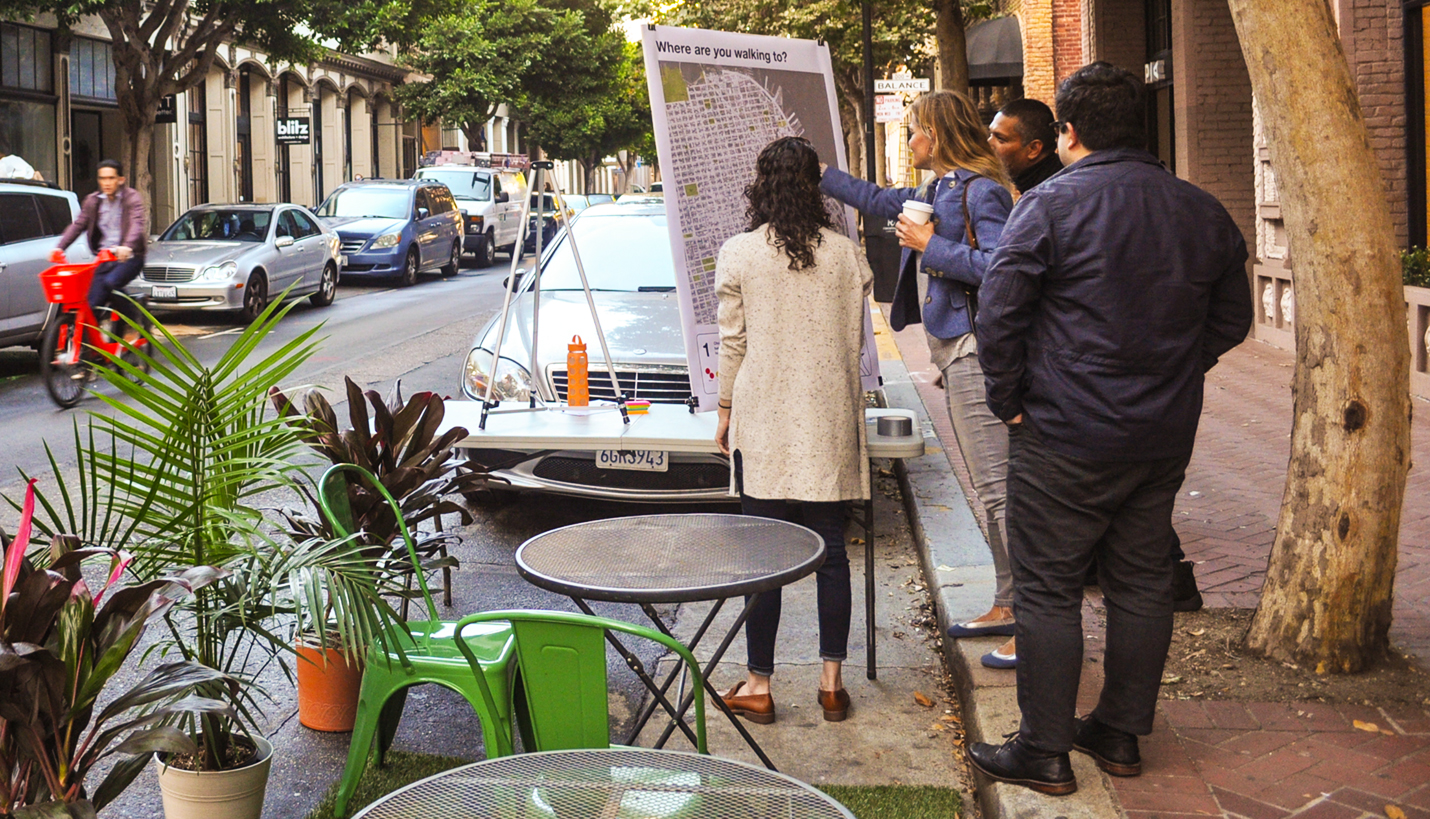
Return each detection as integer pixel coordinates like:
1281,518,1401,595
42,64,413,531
464,348,532,402
199,261,239,281
370,232,402,249
466,215,484,234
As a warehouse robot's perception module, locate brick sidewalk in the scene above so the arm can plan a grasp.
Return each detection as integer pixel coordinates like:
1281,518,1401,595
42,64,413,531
886,313,1430,818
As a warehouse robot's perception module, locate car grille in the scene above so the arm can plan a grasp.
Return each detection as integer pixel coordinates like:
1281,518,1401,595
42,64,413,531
142,265,197,283
550,366,692,404
340,239,367,254
532,456,728,491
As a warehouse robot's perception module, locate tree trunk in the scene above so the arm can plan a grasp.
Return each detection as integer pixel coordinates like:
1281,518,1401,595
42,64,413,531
1227,0,1411,672
873,115,887,186
462,122,487,151
119,87,159,215
934,0,969,95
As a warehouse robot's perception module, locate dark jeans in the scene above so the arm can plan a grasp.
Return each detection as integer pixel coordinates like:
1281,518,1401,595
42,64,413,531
739,495,851,677
86,256,144,324
1006,424,1191,753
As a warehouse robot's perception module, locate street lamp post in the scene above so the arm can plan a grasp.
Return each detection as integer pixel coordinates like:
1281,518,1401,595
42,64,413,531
861,0,877,184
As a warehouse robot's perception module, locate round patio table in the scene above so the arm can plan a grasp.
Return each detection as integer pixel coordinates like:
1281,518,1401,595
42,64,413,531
351,748,856,819
515,513,826,771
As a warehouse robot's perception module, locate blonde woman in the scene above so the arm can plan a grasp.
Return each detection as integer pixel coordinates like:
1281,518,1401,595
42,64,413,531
822,91,1021,669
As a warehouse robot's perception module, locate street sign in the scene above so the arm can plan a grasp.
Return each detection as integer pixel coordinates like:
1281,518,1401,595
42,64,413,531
874,78,929,93
875,95,905,123
276,117,311,146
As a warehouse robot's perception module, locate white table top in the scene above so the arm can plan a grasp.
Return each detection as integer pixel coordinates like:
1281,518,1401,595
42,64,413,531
441,402,925,459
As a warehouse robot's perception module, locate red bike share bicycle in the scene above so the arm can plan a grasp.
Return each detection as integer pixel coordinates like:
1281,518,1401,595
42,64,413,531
37,249,152,408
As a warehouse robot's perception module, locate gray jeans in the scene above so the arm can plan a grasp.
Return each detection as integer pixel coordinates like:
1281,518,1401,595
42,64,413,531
941,353,1012,608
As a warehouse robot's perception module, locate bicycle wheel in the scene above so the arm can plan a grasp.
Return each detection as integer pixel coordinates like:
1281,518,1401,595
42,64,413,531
40,311,88,408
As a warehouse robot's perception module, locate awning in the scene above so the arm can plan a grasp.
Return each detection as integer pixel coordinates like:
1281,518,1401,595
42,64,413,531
967,15,1023,82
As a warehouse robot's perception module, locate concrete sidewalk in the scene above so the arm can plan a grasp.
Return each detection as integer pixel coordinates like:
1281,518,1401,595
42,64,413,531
881,302,1430,819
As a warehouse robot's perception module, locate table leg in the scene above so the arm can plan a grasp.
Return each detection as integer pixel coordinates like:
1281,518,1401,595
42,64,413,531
624,599,727,743
642,596,778,771
569,598,703,750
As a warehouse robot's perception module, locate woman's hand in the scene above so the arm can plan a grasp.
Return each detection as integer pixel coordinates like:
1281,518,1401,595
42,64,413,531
716,405,732,455
895,214,936,253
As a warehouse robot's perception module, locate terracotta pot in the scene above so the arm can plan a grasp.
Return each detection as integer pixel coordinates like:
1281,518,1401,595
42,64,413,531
295,642,363,732
155,734,273,819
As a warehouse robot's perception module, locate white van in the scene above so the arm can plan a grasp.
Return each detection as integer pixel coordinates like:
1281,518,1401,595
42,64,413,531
413,163,527,267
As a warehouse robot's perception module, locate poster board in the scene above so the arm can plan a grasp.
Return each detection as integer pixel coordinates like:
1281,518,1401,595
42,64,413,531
641,25,882,412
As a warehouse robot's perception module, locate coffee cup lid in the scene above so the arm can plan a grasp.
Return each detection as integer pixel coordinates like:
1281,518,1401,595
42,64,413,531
903,201,935,213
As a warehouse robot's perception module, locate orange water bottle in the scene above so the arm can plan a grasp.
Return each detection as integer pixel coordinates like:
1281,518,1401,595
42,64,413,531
566,335,589,407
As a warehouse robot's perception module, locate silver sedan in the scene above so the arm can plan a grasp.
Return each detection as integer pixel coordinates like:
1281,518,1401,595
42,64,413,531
127,203,342,321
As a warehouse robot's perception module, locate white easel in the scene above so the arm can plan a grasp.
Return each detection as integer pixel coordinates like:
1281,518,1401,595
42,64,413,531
479,160,631,429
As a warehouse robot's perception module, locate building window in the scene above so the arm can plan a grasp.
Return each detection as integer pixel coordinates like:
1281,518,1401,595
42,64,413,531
238,68,253,202
69,37,115,102
1409,3,1430,247
371,101,380,177
344,95,354,181
313,88,324,203
188,83,208,206
1145,0,1173,171
1,23,52,93
277,74,291,203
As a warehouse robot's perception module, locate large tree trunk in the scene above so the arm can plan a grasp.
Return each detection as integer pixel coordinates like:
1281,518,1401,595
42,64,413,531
1228,0,1411,673
934,0,969,94
462,122,487,151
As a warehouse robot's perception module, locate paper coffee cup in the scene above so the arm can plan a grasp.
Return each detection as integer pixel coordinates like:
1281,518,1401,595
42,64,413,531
902,200,934,225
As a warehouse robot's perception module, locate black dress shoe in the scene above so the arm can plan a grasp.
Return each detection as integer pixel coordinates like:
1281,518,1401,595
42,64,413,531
1173,560,1204,612
1073,715,1142,776
967,736,1077,796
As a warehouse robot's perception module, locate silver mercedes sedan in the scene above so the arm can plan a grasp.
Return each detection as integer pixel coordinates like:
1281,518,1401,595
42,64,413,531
460,200,730,502
127,203,342,321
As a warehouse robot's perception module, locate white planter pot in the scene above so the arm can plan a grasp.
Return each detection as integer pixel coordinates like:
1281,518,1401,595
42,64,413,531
155,734,274,819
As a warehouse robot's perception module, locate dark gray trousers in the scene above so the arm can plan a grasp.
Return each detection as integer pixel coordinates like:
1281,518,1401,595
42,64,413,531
1006,424,1191,753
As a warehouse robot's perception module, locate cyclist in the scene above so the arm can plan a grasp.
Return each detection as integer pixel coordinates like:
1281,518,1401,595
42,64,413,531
50,159,148,336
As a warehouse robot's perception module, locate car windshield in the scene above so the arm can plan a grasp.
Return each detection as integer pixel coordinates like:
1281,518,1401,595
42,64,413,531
529,193,559,213
416,169,492,200
537,212,675,292
162,209,273,242
316,187,411,219
564,195,591,212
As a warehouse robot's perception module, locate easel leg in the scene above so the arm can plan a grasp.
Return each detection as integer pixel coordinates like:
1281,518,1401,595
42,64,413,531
865,464,877,681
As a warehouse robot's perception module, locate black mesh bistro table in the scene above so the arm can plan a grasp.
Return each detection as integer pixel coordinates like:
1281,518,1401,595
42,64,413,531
352,748,856,819
515,514,825,771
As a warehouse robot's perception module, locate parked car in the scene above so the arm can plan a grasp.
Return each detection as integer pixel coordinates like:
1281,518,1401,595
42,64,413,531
0,180,92,349
124,203,342,322
523,192,563,254
315,180,462,286
412,165,525,268
460,200,729,502
586,193,616,206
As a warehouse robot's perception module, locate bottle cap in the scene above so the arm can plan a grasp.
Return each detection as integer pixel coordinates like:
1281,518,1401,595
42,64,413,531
569,335,586,352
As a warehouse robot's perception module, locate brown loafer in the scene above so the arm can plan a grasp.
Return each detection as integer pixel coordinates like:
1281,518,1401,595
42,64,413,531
721,681,775,724
819,688,851,721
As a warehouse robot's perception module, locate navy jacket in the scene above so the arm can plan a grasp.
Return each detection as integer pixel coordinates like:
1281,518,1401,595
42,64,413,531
976,148,1253,461
821,167,1012,338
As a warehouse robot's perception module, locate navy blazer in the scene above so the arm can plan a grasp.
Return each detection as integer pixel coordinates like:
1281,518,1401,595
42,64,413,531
821,167,1012,338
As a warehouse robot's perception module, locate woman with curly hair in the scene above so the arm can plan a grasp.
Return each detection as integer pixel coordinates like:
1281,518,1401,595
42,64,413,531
714,136,873,724
822,90,1022,670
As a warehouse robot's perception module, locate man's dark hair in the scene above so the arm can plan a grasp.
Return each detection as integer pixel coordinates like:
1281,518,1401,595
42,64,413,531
1054,61,1146,151
97,159,124,176
999,98,1057,153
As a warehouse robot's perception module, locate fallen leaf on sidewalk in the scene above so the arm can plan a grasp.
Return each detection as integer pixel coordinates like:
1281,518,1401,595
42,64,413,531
1381,729,1396,736
1187,628,1207,637
1160,675,1183,685
850,538,865,545
914,691,934,707
1386,806,1407,819
1353,720,1381,733
940,714,961,723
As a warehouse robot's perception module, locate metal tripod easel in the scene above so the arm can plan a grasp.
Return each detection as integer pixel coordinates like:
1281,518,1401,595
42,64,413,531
479,160,631,429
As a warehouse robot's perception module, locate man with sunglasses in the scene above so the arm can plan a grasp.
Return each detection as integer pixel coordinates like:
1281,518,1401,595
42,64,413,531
967,62,1253,795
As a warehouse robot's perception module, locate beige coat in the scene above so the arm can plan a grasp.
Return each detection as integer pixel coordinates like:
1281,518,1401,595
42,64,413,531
716,226,873,502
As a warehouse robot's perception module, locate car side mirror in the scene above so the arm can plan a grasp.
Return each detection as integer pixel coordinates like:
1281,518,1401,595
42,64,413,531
417,207,430,220
275,236,295,248
496,191,510,203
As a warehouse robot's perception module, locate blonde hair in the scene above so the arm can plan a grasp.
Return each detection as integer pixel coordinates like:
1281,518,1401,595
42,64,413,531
909,91,1015,195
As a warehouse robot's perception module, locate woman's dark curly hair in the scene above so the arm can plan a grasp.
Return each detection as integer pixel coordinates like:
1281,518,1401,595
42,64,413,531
744,137,835,271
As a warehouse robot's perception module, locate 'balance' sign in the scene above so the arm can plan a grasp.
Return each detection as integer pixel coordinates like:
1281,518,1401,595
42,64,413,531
276,117,311,146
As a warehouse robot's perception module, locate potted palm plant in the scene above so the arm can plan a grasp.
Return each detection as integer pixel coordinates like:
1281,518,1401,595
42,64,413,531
269,377,494,731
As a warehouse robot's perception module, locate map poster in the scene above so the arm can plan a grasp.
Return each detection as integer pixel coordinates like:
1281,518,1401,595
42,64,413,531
641,24,882,412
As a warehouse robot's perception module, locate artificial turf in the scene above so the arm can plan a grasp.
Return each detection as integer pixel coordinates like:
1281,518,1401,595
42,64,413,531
305,752,965,818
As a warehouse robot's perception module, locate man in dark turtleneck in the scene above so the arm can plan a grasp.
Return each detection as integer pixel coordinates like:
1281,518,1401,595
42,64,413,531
988,98,1063,194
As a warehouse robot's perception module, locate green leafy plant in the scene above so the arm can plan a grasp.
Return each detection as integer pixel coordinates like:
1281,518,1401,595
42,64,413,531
1402,246,1430,288
1,481,235,818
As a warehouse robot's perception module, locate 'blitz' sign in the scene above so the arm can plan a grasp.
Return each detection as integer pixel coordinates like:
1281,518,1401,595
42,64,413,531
276,117,311,146
874,78,929,93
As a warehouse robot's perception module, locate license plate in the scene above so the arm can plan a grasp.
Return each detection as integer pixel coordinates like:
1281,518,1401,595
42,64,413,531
596,449,668,472
150,285,177,300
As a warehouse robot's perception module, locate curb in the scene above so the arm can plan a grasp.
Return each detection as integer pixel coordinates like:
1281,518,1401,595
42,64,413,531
879,357,1121,819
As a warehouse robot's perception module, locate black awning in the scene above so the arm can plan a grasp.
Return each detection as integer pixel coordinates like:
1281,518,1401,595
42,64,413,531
967,15,1023,82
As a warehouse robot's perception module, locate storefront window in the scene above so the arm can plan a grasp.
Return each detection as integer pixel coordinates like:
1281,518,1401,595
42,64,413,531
1407,3,1430,246
70,37,116,102
0,24,51,92
0,99,57,182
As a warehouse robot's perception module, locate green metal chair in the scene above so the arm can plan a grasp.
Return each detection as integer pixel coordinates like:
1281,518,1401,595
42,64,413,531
456,609,708,758
321,464,519,819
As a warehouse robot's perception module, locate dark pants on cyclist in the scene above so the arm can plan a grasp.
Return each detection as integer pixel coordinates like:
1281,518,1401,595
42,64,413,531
87,256,144,327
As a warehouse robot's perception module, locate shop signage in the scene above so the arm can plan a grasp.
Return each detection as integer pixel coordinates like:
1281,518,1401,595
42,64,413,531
155,95,177,124
874,78,929,93
276,117,311,145
875,95,905,123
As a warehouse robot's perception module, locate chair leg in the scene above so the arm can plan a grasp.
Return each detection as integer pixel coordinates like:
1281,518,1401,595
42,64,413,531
334,674,391,818
376,686,410,767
